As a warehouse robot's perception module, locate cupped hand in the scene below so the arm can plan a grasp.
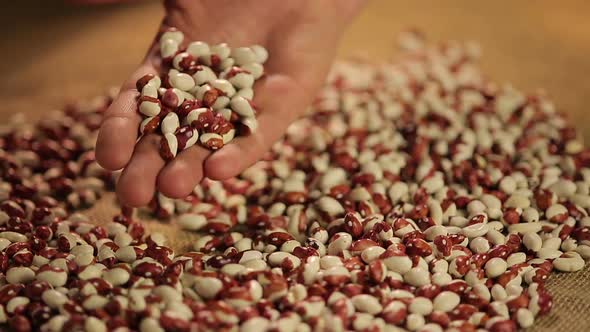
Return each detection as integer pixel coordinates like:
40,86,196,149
96,0,366,207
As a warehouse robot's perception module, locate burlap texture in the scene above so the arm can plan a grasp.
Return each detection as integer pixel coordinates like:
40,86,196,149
83,194,590,331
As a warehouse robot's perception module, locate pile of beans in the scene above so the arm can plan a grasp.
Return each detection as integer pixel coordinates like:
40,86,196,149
137,28,268,160
1,32,590,332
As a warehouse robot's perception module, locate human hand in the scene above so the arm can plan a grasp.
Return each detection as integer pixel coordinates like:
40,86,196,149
96,0,366,207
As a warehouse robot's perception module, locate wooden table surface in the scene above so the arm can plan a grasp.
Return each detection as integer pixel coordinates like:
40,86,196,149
1,1,590,331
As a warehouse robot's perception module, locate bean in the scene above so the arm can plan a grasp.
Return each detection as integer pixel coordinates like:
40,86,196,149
462,223,488,238
327,233,352,256
406,313,425,331
542,237,562,250
469,237,490,253
241,317,270,332
490,301,510,319
177,213,207,231
41,315,68,332
485,257,508,278
317,196,345,217
383,252,413,274
499,177,517,194
546,204,568,221
352,294,383,315
268,252,301,270
161,112,180,135
42,289,68,309
102,267,130,286
409,297,433,315
139,318,164,332
230,96,256,118
160,39,179,58
360,246,386,263
553,255,585,272
576,244,590,259
0,232,27,242
514,308,534,328
161,29,184,44
6,297,29,314
506,252,527,266
6,267,35,284
537,247,562,260
404,267,431,287
85,317,107,332
433,291,460,312
504,194,530,209
168,70,195,91
193,276,223,299
508,222,542,234
82,294,108,310
78,264,106,280
36,267,67,287
161,133,179,160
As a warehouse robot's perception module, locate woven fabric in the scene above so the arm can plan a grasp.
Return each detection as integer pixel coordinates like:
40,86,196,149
532,266,590,331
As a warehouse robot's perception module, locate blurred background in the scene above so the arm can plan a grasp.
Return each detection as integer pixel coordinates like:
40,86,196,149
1,0,589,141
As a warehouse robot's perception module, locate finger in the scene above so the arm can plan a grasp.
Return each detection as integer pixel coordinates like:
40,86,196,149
116,134,165,207
157,145,210,198
203,74,306,180
95,63,158,171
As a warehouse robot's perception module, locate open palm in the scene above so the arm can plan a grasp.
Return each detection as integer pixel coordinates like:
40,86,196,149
96,0,365,207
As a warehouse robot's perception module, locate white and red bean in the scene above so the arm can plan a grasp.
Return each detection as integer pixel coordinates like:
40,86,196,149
135,29,269,160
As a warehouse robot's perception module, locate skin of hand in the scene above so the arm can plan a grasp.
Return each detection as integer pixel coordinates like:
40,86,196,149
96,0,367,207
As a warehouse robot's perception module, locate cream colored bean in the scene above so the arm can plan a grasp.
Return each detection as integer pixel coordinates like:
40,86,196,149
507,252,527,266
516,308,534,328
36,268,67,287
504,194,530,209
42,289,68,309
85,316,107,332
542,237,562,250
193,276,223,299
352,294,383,315
433,291,461,312
546,204,568,220
404,267,430,287
161,112,180,134
361,246,386,263
6,267,35,284
327,233,352,255
177,213,207,231
406,313,425,331
537,247,562,260
462,223,488,238
383,255,413,274
490,301,509,318
409,297,433,315
523,232,542,252
268,252,301,269
508,222,542,234
317,196,345,217
576,244,590,259
6,297,29,314
553,255,585,272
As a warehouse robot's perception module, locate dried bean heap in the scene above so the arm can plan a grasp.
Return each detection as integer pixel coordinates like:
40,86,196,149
137,28,268,160
1,33,590,332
